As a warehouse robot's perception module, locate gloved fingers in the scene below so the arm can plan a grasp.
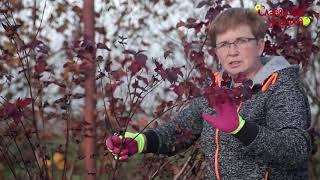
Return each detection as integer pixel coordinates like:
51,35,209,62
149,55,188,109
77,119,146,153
113,154,129,161
120,149,129,156
202,112,218,124
217,100,237,115
124,137,134,143
113,147,121,154
106,137,115,151
119,155,129,161
111,135,122,144
202,112,214,119
112,151,129,157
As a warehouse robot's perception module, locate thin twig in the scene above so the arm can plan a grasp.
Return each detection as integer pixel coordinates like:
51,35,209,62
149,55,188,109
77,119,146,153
150,160,171,179
0,136,17,179
19,112,42,175
5,121,32,179
62,93,72,180
97,64,113,134
173,155,192,180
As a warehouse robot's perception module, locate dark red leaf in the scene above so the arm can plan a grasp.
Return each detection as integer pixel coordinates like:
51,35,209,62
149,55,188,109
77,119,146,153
187,18,197,24
205,6,222,22
208,49,215,56
129,53,148,75
12,115,21,124
121,56,132,67
35,61,47,74
129,63,142,76
167,101,173,107
290,7,304,17
4,103,17,117
194,22,205,33
176,21,185,28
137,75,148,85
166,67,183,83
190,50,204,63
5,74,13,82
135,53,147,65
16,98,33,109
189,84,200,97
37,54,48,62
95,27,106,34
170,84,185,96
233,72,247,83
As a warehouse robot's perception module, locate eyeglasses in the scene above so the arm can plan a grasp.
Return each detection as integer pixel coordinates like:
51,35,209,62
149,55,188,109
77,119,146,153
215,37,257,52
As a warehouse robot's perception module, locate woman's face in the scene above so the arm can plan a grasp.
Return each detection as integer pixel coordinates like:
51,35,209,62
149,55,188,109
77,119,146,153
214,25,265,80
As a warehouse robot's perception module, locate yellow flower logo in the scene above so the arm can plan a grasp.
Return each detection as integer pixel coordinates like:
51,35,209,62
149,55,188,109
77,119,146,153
300,16,312,27
255,4,261,11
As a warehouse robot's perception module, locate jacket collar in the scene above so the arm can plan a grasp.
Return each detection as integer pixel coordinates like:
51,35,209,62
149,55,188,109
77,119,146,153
252,56,292,85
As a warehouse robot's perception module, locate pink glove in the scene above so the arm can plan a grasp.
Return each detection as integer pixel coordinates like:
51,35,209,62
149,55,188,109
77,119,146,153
202,96,245,134
105,135,138,161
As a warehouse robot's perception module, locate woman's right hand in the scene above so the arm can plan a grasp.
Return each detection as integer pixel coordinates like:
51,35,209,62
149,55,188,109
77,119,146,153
105,132,146,161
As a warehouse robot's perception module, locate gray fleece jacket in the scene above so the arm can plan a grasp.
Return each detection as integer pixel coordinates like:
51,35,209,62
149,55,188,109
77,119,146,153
143,56,312,180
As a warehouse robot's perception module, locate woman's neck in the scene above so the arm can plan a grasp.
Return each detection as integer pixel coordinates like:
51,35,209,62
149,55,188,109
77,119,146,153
246,62,263,80
231,61,263,87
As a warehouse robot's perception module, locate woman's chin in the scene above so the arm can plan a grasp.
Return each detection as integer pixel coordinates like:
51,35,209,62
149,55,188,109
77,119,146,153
226,68,242,76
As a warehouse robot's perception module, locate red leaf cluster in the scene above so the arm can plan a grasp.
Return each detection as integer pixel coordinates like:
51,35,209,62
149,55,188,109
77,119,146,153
169,82,200,98
203,77,253,109
154,60,183,83
1,98,33,123
16,98,33,109
189,50,205,64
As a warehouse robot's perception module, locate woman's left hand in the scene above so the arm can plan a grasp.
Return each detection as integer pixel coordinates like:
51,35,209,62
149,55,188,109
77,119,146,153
202,97,245,134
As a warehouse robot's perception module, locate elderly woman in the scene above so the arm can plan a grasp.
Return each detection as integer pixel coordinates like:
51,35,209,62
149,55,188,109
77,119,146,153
106,8,312,179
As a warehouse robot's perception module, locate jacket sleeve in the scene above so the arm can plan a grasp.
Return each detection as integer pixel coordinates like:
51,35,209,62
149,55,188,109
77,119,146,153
143,96,213,156
235,80,312,169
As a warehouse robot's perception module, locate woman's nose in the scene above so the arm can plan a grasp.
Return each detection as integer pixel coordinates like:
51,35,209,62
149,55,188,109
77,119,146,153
227,44,240,55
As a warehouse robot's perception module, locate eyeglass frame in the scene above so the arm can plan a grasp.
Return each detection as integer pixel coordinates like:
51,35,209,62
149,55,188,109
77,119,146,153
214,37,257,52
